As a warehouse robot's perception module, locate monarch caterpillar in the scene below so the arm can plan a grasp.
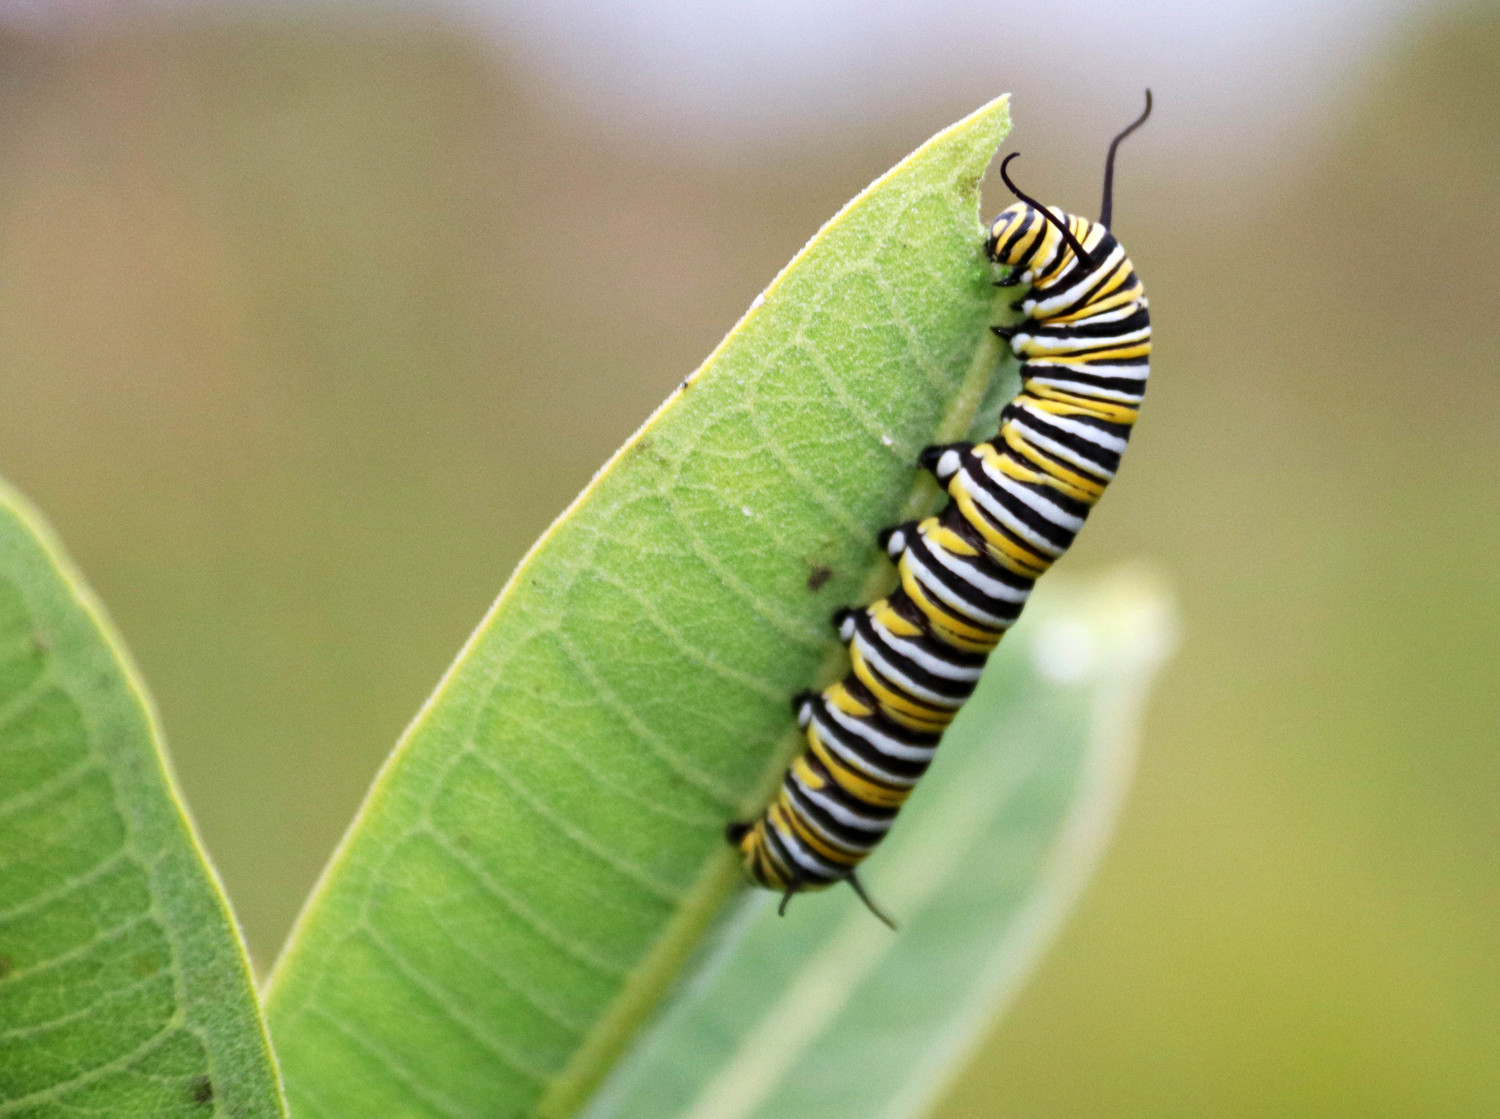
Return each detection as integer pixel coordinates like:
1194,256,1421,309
726,92,1155,926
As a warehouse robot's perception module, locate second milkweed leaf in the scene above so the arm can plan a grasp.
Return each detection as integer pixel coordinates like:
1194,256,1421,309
0,484,284,1119
581,574,1175,1119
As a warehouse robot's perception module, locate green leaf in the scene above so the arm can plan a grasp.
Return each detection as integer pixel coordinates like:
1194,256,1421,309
0,483,284,1119
266,97,1025,1119
581,573,1176,1119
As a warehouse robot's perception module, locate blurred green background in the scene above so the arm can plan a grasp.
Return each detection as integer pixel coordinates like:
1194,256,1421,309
0,3,1495,1115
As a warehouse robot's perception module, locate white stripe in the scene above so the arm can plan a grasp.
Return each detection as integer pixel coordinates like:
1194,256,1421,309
872,621,985,682
758,833,794,881
1063,298,1146,327
1017,403,1129,454
1028,360,1150,382
813,713,923,786
1014,325,1151,360
1028,244,1126,316
822,702,936,765
1010,417,1117,480
902,545,1020,622
950,475,1066,560
853,632,964,709
983,465,1086,532
1029,377,1143,404
919,526,1037,599
790,772,894,833
786,791,881,853
770,819,842,878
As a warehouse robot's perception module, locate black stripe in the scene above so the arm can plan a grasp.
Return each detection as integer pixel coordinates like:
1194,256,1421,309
1025,348,1150,370
991,434,1099,497
1026,305,1151,342
1005,404,1123,476
997,210,1042,265
904,539,1022,629
854,611,978,702
766,809,844,881
798,744,900,834
911,526,1038,614
870,600,992,674
784,778,884,851
800,750,903,825
837,674,943,751
1036,239,1135,315
934,508,1043,595
1028,402,1134,445
954,458,1081,554
759,823,798,883
939,486,1054,572
812,699,930,781
957,453,1092,525
1026,368,1149,397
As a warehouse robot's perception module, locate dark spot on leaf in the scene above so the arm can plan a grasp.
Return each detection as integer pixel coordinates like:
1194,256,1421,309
131,951,163,978
0,954,13,979
455,832,472,849
678,376,692,392
32,632,49,653
806,566,834,592
189,1076,214,1106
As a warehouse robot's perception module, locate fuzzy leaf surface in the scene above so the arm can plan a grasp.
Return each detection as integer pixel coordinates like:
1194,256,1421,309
0,485,284,1119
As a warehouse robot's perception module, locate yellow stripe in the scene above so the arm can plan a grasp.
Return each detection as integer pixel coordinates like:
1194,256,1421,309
1009,215,1047,265
1031,212,1090,285
824,680,875,720
945,484,1051,578
870,599,922,638
783,798,860,865
750,827,789,889
898,558,1011,641
1055,255,1130,300
807,727,909,808
987,443,1102,510
792,754,828,790
1047,273,1141,324
850,644,953,732
898,564,1005,655
1025,383,1139,425
924,517,979,557
850,643,939,719
1068,341,1151,363
993,429,1105,503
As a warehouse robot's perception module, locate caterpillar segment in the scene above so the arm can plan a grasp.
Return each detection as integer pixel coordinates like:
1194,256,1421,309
729,91,1154,926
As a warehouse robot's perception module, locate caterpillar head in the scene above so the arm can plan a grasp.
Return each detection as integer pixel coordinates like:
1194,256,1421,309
983,90,1152,281
985,200,1068,282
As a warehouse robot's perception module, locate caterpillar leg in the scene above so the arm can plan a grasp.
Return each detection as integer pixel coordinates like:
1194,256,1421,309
830,607,860,642
918,442,971,484
776,860,811,917
845,869,897,930
877,521,920,560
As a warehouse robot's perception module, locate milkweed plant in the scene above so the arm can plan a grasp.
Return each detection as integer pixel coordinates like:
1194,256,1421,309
0,96,1175,1119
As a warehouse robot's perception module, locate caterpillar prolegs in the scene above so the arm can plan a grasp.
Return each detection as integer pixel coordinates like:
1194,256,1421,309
727,93,1154,926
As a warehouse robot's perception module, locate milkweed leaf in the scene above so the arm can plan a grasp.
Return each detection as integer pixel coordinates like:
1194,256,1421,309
0,484,284,1119
260,95,1147,1119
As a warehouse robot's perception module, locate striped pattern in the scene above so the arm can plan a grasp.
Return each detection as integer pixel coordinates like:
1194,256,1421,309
728,201,1150,903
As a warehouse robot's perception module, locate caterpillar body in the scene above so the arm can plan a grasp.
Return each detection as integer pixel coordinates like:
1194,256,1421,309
727,93,1154,925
